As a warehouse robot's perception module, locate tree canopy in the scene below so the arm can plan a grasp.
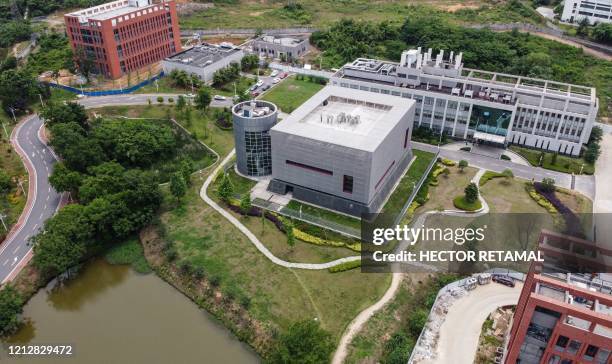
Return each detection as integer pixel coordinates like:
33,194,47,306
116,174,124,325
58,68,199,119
270,320,334,364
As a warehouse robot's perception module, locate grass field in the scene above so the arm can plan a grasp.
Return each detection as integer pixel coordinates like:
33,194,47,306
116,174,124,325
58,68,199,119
417,166,477,212
178,1,543,30
283,200,362,231
134,77,187,94
383,150,436,216
509,145,595,175
163,172,390,340
261,76,325,113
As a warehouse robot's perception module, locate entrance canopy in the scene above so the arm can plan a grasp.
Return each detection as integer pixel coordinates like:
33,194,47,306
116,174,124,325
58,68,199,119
473,131,506,145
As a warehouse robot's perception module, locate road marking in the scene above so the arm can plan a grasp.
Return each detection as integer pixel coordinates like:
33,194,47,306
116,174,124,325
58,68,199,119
13,245,20,254
46,195,49,201
2,260,8,266
40,213,44,220
11,257,17,266
48,187,51,193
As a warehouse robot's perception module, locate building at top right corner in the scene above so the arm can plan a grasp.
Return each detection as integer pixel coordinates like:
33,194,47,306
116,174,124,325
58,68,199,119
561,0,612,24
330,47,599,156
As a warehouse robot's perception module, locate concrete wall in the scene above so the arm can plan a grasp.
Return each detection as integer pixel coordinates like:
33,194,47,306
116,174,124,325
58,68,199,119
252,38,310,60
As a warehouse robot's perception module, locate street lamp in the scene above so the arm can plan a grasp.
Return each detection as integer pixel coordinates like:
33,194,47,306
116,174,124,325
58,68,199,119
8,107,17,123
0,212,7,232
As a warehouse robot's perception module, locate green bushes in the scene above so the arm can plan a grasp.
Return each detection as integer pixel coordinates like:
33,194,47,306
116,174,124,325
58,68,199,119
479,171,505,186
105,238,152,274
328,259,361,273
525,183,558,214
453,196,482,211
439,158,456,167
0,285,24,336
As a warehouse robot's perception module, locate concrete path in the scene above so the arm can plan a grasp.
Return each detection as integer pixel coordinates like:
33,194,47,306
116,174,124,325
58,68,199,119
199,149,360,270
594,132,612,214
428,282,522,364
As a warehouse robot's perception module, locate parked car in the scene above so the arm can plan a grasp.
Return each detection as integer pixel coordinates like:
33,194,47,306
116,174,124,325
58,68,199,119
262,84,271,91
185,93,196,99
270,70,279,77
492,275,515,288
251,91,261,97
279,72,288,79
256,79,264,87
213,95,226,101
249,84,258,91
271,77,280,84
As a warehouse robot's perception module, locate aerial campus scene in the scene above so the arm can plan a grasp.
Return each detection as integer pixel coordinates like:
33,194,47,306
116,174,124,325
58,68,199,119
0,0,611,363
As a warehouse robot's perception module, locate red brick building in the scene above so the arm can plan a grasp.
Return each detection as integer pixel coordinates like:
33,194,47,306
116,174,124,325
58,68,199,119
64,0,181,79
506,231,612,364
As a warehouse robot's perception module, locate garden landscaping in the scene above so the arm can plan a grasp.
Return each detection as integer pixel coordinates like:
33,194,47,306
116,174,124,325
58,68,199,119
509,145,595,175
261,75,325,113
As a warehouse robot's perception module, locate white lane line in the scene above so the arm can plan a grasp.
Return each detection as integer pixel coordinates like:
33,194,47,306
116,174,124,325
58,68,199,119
39,213,44,220
2,260,8,267
13,245,20,254
48,187,51,193
11,257,17,266
46,195,50,201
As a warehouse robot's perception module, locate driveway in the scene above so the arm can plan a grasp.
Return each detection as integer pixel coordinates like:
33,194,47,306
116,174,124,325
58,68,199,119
428,282,522,364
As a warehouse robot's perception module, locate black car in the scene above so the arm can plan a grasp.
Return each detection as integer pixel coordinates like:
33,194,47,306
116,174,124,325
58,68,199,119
492,275,515,287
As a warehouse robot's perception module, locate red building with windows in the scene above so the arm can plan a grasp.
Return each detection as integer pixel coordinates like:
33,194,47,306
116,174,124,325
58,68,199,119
64,0,181,79
505,231,612,364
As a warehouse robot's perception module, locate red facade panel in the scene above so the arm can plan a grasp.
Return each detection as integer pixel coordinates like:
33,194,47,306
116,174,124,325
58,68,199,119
64,0,182,79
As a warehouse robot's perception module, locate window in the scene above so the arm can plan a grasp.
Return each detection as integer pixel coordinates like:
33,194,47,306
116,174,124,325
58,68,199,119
375,160,395,189
556,335,570,350
404,128,410,148
286,160,333,175
343,175,353,193
585,345,599,361
568,340,582,355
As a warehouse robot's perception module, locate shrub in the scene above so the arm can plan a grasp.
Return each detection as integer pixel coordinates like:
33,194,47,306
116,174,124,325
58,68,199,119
464,182,479,203
156,96,164,104
458,159,468,172
540,177,556,192
460,146,471,152
408,308,429,337
440,158,456,166
479,171,505,186
525,184,557,214
453,196,482,211
168,97,174,103
328,259,361,273
500,154,511,161
0,286,24,336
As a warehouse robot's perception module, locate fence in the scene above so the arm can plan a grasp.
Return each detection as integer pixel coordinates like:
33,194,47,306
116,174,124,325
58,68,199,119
180,27,318,37
252,198,361,238
394,151,440,226
44,72,165,97
269,62,334,79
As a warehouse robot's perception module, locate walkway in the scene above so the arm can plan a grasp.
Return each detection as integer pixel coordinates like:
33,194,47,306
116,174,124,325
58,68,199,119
199,149,360,270
332,169,489,364
429,282,522,364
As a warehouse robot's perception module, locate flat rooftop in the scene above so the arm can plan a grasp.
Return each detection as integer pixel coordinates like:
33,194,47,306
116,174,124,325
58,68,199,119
271,86,414,152
165,43,240,68
258,35,305,47
67,0,158,21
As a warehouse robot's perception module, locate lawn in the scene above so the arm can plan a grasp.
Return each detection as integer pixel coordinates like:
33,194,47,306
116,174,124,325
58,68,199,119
283,200,362,231
212,76,255,97
417,166,477,212
179,1,543,30
134,76,188,94
261,76,325,113
162,173,390,341
382,150,436,217
509,145,595,175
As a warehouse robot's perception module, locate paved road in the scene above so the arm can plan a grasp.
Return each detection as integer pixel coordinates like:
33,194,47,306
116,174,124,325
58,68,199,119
431,283,522,364
79,93,233,109
0,115,63,283
413,142,596,199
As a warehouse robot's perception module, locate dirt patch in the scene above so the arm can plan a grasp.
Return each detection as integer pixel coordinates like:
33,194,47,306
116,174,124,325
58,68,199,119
441,3,481,12
203,36,250,46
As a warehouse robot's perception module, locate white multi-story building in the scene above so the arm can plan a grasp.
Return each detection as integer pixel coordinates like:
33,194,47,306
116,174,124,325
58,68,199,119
330,48,599,156
561,0,612,24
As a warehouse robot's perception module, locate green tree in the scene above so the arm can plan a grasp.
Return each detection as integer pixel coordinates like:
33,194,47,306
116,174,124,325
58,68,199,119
270,320,334,364
195,87,212,112
589,125,603,144
218,172,234,202
170,172,187,201
179,158,195,185
0,286,24,336
0,68,39,114
577,17,590,37
592,23,612,44
541,177,556,192
49,122,104,172
239,193,252,214
40,102,89,128
458,159,468,172
157,96,164,104
383,332,415,364
584,142,601,164
464,182,479,203
32,204,93,275
551,152,558,165
49,163,83,193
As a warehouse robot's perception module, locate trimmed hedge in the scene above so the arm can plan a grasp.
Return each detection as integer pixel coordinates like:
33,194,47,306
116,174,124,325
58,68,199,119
439,158,456,167
293,229,361,251
328,259,361,273
525,184,557,214
479,171,505,186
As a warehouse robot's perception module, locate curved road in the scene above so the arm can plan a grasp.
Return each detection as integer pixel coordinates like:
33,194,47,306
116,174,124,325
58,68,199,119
0,115,63,283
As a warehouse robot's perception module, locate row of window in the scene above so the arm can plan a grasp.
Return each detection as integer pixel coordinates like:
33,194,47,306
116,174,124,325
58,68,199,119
244,131,272,176
119,43,176,74
113,12,174,43
116,29,175,60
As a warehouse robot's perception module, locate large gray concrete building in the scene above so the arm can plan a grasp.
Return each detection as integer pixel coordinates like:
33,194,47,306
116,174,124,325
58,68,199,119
252,35,310,61
331,48,599,156
268,86,416,216
162,43,244,83
232,100,278,177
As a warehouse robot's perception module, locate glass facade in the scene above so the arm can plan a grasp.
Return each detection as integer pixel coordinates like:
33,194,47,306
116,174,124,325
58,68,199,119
469,105,512,136
244,130,272,176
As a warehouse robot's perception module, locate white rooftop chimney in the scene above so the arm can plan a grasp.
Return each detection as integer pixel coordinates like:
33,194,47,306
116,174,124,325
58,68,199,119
455,52,463,69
